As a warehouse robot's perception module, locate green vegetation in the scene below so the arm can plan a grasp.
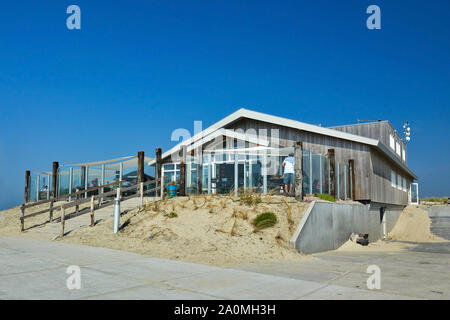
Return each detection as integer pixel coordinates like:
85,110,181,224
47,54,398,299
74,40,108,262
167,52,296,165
421,197,448,204
240,192,262,206
165,211,178,218
252,212,278,232
314,193,337,202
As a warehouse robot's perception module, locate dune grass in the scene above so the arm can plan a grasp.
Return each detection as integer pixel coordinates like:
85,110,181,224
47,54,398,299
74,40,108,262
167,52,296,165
314,193,336,202
252,212,278,232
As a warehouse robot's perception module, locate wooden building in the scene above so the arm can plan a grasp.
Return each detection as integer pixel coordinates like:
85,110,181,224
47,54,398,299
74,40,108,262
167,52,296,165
150,108,418,207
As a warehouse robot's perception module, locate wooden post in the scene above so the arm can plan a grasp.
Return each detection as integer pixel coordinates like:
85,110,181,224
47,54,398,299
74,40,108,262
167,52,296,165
75,188,79,214
155,148,162,197
49,199,54,222
20,204,25,232
137,151,144,186
60,205,65,237
51,162,59,198
49,163,58,222
179,145,187,196
180,162,186,196
328,149,336,197
90,196,95,227
349,159,356,200
24,170,30,203
294,141,303,201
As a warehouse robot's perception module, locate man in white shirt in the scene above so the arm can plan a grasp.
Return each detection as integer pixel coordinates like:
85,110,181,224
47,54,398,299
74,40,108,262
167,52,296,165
282,153,295,194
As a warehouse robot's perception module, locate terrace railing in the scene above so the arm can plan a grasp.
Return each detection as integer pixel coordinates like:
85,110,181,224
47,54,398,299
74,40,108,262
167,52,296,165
19,178,163,236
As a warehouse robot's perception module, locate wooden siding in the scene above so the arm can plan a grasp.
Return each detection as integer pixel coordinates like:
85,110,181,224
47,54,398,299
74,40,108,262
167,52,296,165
331,121,407,165
371,149,410,205
227,117,410,205
227,118,372,201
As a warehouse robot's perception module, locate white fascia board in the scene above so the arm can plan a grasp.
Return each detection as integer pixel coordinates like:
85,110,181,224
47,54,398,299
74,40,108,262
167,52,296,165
188,128,270,153
239,109,380,146
147,116,269,165
148,109,248,166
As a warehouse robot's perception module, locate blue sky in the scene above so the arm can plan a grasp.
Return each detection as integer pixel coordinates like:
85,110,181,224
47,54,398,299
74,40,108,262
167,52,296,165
0,0,449,209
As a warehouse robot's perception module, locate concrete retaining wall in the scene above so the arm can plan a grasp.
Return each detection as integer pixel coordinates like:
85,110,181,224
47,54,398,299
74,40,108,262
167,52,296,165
290,201,403,254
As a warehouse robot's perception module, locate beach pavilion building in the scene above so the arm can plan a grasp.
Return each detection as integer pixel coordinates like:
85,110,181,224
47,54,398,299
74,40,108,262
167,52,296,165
148,108,419,209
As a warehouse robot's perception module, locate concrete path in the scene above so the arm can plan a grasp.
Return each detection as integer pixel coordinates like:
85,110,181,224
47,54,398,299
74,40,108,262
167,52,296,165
27,197,156,239
0,236,413,300
426,205,450,241
234,205,450,300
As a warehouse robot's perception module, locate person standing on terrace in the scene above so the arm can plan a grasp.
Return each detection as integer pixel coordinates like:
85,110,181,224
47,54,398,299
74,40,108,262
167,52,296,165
282,153,295,194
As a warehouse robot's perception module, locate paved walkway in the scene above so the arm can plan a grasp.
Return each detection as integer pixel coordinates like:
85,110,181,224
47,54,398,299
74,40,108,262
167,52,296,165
0,236,413,300
2,205,448,300
28,197,157,239
234,205,450,300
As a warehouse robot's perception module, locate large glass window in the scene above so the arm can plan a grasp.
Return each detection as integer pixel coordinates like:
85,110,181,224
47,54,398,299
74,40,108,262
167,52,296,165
163,163,180,184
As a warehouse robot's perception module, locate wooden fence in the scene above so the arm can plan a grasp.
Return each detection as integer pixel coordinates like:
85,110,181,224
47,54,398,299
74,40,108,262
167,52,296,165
19,178,164,236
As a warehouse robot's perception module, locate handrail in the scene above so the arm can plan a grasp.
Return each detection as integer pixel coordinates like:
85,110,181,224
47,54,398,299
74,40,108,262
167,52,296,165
19,177,166,231
23,180,126,209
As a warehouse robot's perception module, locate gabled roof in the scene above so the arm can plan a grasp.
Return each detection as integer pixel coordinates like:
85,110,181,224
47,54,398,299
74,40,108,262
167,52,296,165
150,108,418,179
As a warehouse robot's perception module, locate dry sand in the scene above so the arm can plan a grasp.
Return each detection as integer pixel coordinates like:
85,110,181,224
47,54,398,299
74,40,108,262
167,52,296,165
1,199,446,267
60,195,311,267
337,239,411,252
337,205,447,252
0,200,87,238
387,205,447,243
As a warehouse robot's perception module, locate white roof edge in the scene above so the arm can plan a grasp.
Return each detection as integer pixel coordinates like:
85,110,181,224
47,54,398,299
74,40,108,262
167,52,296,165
149,108,377,164
239,109,380,146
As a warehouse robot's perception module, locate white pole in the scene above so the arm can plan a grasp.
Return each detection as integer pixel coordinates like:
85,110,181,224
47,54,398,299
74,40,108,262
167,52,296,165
101,164,105,203
113,198,120,233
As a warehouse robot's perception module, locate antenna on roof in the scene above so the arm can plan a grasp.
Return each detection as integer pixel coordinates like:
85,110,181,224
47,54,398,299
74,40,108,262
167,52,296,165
356,119,378,124
403,121,411,143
